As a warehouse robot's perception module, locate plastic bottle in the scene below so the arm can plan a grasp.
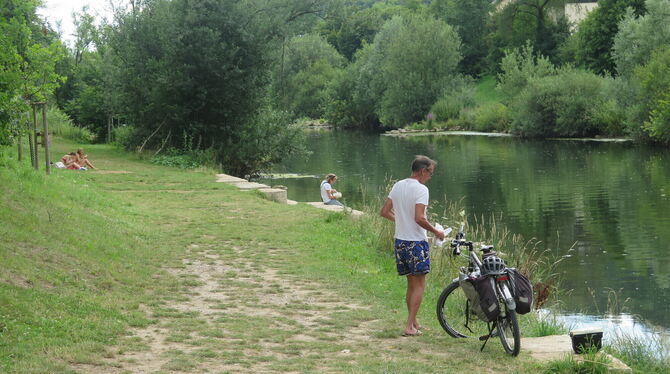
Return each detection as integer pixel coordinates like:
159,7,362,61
434,223,451,247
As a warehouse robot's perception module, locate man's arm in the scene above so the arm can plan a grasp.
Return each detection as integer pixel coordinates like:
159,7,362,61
415,204,445,240
380,198,395,222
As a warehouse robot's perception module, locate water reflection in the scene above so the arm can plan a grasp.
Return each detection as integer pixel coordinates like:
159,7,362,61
259,130,670,329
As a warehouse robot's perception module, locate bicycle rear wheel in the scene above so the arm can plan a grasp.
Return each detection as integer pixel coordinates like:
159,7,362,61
498,308,520,356
436,281,489,338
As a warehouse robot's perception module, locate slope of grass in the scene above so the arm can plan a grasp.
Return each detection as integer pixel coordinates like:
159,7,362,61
474,75,503,105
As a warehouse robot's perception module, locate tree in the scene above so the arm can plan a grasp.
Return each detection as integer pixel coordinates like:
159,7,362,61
107,0,311,176
486,0,570,70
367,14,462,127
430,0,492,76
273,33,345,118
574,0,646,75
612,0,670,76
632,47,670,144
0,0,65,145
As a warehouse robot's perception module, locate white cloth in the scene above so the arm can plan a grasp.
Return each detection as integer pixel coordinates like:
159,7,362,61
320,180,333,203
388,178,429,241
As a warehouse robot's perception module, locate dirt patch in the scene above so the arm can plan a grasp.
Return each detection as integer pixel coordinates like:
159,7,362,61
75,242,379,373
92,170,133,174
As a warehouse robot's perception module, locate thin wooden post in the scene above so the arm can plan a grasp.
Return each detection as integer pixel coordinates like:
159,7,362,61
42,103,50,175
31,105,38,169
107,115,111,143
17,133,22,161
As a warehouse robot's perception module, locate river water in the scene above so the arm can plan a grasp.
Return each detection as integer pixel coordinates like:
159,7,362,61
259,129,670,338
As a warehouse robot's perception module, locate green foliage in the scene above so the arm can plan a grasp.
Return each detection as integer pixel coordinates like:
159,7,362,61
107,0,306,176
111,125,135,149
151,148,215,169
634,47,670,144
497,42,557,102
429,80,475,122
0,0,65,145
368,14,462,127
573,0,646,75
613,0,670,76
316,3,403,61
46,106,94,143
219,106,307,177
430,0,492,76
510,69,615,137
323,44,379,128
274,34,345,119
473,103,511,132
486,1,570,71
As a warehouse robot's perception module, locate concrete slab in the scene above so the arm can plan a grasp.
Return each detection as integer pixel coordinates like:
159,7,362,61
287,199,298,205
258,188,287,204
522,335,631,372
215,173,247,183
305,202,364,217
234,182,270,190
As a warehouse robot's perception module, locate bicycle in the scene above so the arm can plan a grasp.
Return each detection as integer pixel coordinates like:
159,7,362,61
436,225,521,356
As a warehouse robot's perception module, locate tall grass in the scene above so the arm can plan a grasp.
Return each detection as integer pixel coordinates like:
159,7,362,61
358,183,566,314
46,107,95,143
607,328,670,373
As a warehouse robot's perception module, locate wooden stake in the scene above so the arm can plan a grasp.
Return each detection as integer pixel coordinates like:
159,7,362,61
31,105,38,169
42,103,50,175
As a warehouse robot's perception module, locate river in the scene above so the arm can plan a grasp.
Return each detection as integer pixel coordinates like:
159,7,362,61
258,129,670,339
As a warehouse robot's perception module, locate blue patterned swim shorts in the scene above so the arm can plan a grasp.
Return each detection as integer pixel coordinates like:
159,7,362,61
394,239,430,276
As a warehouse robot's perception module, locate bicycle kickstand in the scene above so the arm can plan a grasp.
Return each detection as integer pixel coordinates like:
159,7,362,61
479,321,497,352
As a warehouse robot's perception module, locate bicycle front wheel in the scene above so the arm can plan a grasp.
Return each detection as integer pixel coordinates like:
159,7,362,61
436,281,489,338
498,308,520,356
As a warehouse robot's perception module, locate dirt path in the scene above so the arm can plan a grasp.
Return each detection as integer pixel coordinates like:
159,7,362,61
73,239,393,373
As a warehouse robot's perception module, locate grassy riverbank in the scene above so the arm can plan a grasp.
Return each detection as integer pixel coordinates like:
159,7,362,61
3,137,661,373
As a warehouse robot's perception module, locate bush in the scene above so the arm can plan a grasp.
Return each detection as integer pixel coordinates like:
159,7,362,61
473,103,511,132
430,83,475,122
510,69,611,137
47,107,95,143
111,125,136,150
497,42,556,103
633,47,670,144
368,14,462,127
151,148,215,169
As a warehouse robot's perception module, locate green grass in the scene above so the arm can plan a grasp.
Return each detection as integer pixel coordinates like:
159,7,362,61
0,136,592,373
474,75,503,105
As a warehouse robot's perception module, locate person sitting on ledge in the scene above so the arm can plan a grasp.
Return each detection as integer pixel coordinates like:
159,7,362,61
320,173,343,206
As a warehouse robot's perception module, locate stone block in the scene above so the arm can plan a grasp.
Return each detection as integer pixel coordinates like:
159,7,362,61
234,182,270,190
258,188,287,204
215,173,247,183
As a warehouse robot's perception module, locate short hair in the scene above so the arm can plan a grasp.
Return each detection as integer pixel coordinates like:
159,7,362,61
325,173,337,182
411,155,436,172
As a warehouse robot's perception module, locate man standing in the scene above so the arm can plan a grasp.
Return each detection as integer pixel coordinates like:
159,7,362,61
380,155,445,336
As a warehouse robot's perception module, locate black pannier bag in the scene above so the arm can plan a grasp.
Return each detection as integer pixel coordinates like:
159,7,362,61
470,275,500,322
508,268,533,314
459,277,488,321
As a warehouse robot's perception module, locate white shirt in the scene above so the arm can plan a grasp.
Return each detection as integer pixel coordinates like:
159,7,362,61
320,180,333,203
388,178,429,241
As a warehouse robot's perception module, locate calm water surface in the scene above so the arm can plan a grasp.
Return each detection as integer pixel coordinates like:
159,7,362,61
259,130,670,335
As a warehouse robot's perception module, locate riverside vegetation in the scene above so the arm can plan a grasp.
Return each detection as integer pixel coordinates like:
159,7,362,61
2,137,668,373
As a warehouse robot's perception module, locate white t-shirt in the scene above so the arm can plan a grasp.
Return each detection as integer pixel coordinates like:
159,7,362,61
320,180,332,203
388,178,429,241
